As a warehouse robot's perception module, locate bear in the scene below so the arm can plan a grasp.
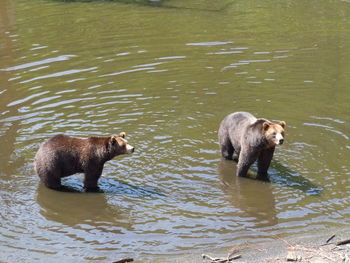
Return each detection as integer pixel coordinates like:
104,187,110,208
34,132,134,191
218,112,285,180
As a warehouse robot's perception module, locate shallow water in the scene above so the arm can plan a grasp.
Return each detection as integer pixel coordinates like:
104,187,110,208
1,0,350,261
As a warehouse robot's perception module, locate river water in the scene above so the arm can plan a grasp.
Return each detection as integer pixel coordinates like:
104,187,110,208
1,0,350,262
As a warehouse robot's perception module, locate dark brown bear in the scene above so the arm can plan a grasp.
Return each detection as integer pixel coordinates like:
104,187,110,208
34,132,134,191
218,112,286,180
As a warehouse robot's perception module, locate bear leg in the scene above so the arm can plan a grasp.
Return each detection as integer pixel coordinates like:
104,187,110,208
236,148,259,177
84,176,99,192
84,168,103,192
41,172,62,190
257,147,275,180
220,138,235,160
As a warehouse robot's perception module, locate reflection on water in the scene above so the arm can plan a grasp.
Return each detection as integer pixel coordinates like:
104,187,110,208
37,184,128,227
1,0,350,261
218,160,278,228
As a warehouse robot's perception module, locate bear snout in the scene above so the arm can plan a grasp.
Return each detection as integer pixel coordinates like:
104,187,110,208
275,133,284,145
126,144,135,154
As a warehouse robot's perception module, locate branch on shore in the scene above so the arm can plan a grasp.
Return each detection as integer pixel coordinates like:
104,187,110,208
202,253,241,263
336,238,350,246
281,235,350,263
112,258,134,263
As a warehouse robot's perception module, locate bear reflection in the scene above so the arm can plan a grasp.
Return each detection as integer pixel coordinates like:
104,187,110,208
36,182,132,231
218,159,278,228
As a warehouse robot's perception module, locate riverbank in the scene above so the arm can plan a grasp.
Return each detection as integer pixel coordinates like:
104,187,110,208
138,228,350,263
204,230,350,263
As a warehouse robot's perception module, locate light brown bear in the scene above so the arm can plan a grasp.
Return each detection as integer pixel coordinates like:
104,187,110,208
218,112,285,180
34,132,134,191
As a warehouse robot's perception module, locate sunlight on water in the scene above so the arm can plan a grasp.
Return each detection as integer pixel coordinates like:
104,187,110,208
1,0,350,262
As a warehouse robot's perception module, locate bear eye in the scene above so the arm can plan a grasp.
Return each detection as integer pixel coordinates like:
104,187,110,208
272,132,276,136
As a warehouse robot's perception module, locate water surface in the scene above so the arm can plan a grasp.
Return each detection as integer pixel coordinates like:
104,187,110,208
1,0,350,262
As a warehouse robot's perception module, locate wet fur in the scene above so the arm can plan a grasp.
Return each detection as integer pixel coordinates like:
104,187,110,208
34,133,134,191
218,112,285,180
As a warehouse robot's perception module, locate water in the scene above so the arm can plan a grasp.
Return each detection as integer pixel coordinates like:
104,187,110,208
1,0,350,261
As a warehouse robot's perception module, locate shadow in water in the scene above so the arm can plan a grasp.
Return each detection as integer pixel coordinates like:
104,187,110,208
47,174,164,198
49,0,232,12
99,177,165,197
269,161,322,196
218,159,278,228
220,158,322,196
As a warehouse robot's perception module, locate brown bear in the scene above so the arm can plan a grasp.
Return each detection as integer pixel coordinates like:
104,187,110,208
218,112,285,180
34,132,134,191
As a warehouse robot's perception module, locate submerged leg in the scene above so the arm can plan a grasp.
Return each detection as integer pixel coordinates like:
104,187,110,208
220,138,235,160
236,147,259,178
84,166,103,192
41,171,62,190
257,147,275,180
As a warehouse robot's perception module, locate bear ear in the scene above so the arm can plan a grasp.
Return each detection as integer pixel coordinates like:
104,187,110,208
263,122,270,131
111,136,117,145
119,132,126,138
278,121,286,128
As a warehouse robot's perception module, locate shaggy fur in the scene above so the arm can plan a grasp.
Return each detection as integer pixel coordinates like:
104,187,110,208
34,132,134,191
218,112,285,180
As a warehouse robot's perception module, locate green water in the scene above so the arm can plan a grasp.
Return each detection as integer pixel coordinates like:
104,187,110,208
1,0,350,262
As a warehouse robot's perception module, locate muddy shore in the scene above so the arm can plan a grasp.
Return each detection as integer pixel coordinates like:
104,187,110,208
127,228,350,263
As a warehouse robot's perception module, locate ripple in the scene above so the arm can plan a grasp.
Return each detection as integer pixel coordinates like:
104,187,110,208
133,62,165,68
7,91,50,107
1,55,76,71
156,56,186,60
310,115,346,124
99,67,154,77
20,67,98,84
303,121,349,140
186,41,233,46
207,50,243,55
239,59,271,63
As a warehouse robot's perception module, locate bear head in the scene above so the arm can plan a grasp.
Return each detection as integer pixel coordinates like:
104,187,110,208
263,121,286,147
107,132,134,157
